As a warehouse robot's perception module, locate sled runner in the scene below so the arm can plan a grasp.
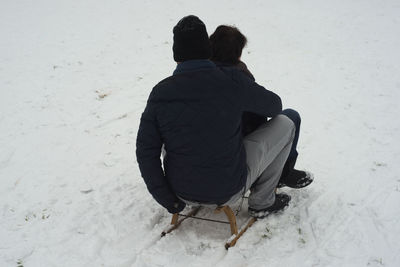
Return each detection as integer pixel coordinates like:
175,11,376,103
161,205,257,249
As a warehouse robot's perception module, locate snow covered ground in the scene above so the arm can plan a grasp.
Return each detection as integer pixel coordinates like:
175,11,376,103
1,0,400,266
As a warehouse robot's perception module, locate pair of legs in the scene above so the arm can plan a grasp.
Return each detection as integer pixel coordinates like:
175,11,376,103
241,109,314,212
242,114,295,210
242,108,301,183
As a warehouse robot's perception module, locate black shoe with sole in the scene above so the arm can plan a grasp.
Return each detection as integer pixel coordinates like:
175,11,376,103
278,170,313,189
248,193,291,218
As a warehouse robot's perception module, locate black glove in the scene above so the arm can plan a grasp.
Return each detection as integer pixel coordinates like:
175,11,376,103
167,200,186,214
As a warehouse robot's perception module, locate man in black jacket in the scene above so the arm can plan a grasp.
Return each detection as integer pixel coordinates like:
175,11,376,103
136,15,296,218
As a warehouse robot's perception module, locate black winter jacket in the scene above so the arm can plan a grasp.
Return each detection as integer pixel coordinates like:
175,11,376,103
136,60,282,213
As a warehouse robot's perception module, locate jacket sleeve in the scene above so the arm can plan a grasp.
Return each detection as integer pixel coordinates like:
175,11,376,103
235,71,282,117
136,90,185,214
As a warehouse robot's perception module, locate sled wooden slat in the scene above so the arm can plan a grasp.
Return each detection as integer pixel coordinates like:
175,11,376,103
214,206,238,235
171,213,179,225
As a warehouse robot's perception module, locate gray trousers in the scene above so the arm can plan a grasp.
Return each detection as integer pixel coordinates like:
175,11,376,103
241,114,295,210
219,114,295,210
179,115,295,210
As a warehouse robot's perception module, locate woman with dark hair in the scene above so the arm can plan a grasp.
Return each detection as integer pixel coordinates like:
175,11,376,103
210,26,261,135
209,25,313,189
210,25,255,80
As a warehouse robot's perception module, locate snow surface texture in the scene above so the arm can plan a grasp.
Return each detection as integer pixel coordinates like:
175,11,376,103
1,0,400,266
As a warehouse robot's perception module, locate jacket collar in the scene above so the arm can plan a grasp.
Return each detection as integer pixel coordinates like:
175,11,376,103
173,59,216,75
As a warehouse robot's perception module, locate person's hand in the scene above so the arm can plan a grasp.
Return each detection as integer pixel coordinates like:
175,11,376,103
168,200,186,214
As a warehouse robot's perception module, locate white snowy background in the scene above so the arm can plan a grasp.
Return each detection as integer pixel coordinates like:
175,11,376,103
1,0,400,266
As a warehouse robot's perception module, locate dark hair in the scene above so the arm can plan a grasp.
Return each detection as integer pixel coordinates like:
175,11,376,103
209,25,247,64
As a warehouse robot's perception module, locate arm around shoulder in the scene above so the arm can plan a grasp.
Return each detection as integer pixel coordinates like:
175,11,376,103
240,76,282,117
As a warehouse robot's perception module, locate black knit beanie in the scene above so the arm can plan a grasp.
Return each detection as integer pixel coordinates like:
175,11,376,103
173,15,211,62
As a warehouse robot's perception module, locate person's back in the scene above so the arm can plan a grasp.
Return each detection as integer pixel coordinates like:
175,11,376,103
152,65,247,203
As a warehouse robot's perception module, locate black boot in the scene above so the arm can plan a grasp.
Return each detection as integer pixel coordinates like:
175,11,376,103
278,169,313,188
248,193,291,218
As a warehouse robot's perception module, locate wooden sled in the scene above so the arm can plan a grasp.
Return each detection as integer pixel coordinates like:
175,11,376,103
161,205,257,249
